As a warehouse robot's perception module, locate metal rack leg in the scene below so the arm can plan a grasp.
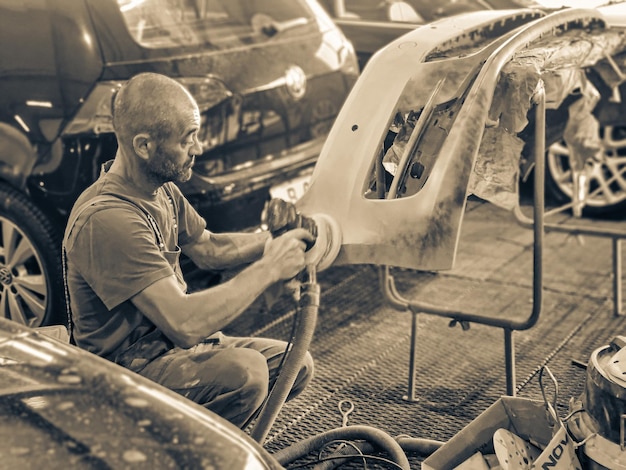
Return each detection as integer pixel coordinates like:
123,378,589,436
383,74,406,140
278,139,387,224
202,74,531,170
403,311,420,403
504,329,516,396
614,238,623,317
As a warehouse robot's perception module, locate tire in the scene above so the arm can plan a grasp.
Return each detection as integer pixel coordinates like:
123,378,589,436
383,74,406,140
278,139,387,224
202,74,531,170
0,183,65,327
546,125,626,216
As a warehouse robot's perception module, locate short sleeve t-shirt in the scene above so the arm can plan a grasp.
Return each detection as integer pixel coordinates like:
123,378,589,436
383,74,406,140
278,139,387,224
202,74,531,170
64,165,206,360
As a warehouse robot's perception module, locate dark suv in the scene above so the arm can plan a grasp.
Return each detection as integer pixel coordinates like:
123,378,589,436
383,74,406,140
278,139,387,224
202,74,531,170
0,0,358,327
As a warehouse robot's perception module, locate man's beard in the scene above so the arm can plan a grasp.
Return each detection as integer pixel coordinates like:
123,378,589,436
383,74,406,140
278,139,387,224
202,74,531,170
146,146,194,184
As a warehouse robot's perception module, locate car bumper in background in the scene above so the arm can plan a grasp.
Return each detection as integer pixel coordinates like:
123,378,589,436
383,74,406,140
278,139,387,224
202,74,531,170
181,137,321,231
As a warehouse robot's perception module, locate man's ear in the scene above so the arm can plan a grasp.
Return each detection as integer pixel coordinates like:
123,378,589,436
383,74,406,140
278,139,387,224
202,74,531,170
132,133,153,161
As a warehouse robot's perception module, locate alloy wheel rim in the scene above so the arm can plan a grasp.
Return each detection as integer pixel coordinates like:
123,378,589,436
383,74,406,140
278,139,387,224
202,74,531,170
0,216,48,327
546,125,626,209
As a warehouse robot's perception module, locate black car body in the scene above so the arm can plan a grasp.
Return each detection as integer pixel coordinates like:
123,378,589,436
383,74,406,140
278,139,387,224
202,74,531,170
0,317,284,469
0,0,358,327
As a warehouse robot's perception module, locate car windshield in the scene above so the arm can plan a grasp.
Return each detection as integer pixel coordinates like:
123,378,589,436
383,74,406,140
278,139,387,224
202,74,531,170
117,0,316,49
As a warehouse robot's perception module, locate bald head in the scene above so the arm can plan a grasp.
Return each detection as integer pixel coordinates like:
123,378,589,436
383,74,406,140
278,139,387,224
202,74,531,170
112,73,197,150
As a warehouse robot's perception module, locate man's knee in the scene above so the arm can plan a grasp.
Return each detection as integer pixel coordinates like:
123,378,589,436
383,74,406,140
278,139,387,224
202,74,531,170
193,348,270,427
221,348,270,400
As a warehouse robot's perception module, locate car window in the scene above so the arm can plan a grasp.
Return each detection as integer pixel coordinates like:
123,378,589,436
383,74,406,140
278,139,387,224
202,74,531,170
336,0,524,23
343,0,395,21
117,0,317,49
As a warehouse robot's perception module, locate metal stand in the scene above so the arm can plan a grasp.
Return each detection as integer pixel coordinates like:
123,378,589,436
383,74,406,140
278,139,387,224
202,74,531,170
516,202,626,317
381,79,626,400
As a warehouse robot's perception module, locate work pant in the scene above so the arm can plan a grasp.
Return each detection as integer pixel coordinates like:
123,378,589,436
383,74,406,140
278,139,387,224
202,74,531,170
137,332,314,428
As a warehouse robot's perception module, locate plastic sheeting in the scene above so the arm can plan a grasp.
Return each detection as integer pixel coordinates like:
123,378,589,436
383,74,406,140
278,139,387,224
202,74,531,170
381,27,626,211
469,27,626,210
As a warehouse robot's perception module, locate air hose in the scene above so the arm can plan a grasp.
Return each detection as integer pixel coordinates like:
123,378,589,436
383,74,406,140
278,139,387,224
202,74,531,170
253,200,438,466
250,199,339,444
272,425,411,470
249,268,320,444
305,434,444,469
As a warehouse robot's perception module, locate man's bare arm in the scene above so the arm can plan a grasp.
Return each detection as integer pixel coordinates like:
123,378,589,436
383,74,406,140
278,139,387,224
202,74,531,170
183,230,271,270
131,228,313,348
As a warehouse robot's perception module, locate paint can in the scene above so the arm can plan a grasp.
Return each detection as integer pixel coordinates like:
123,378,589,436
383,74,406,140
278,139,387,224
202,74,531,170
568,336,626,469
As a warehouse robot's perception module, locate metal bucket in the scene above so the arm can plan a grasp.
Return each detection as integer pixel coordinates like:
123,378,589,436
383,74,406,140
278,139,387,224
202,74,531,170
570,336,626,469
582,336,626,444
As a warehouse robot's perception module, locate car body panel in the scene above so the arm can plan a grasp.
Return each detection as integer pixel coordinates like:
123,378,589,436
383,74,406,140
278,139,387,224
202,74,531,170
0,0,103,189
331,19,416,66
322,0,626,218
0,317,283,469
0,0,103,143
298,9,544,270
299,8,623,271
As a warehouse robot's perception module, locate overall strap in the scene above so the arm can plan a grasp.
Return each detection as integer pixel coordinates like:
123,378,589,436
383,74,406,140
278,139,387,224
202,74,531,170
63,194,166,251
62,193,168,341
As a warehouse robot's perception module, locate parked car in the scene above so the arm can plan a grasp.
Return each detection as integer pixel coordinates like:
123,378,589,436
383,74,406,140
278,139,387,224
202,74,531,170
0,0,358,327
319,0,527,69
320,0,626,218
0,316,284,469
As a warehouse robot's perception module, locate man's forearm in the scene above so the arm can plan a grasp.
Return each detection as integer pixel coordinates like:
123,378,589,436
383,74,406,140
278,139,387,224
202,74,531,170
196,231,270,270
215,231,269,265
137,228,309,348
170,257,279,346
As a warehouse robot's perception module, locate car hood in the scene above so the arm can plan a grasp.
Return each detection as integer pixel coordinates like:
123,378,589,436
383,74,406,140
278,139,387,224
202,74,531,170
0,319,282,469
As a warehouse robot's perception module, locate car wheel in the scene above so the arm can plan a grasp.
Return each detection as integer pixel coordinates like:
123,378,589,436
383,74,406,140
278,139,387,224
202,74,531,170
546,125,626,215
0,183,65,327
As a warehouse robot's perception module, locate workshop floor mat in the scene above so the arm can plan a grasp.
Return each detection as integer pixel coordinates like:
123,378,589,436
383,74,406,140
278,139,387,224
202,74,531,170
223,200,626,468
